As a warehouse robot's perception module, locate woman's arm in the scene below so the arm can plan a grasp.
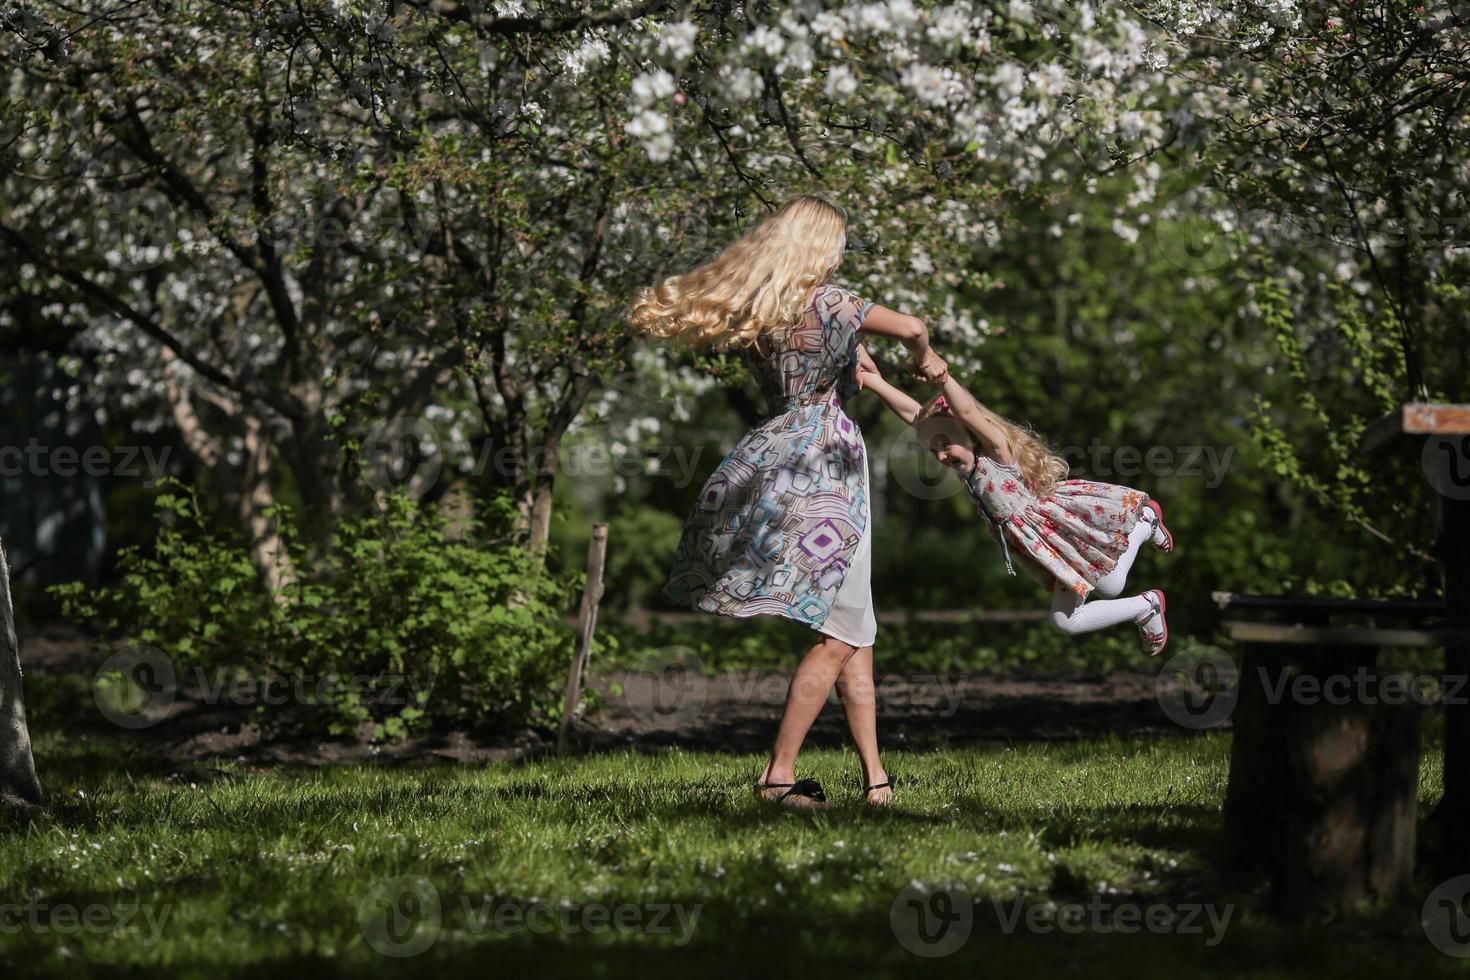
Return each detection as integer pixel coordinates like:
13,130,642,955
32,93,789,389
859,305,948,382
937,375,1015,464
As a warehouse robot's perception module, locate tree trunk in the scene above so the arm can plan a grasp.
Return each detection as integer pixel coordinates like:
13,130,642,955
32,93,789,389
282,408,350,532
164,351,298,592
510,430,562,557
0,540,43,807
502,436,560,610
527,469,557,557
240,417,296,594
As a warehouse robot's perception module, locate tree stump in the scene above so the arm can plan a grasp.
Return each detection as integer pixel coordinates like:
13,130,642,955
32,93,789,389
1361,404,1470,875
1224,644,1418,918
1434,483,1470,874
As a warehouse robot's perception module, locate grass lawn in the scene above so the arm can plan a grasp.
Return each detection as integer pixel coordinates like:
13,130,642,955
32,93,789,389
1,728,1460,979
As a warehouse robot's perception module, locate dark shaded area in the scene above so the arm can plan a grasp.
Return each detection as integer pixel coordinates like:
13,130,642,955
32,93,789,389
0,354,108,591
0,866,1458,980
19,623,1205,771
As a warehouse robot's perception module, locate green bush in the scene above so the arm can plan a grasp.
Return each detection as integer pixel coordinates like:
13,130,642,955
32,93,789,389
600,502,685,611
54,483,575,739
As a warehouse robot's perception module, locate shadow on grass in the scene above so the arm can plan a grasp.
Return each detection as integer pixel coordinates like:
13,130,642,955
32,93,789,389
976,801,1225,856
4,882,1455,980
3,745,1454,980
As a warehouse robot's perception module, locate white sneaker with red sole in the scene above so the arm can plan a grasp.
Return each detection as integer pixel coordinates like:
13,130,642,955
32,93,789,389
1141,499,1174,553
1136,589,1169,657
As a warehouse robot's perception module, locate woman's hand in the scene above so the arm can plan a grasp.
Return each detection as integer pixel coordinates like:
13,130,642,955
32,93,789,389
909,347,949,384
856,346,882,389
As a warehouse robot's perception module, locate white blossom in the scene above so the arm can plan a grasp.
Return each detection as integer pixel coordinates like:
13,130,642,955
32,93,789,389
562,37,609,81
901,63,961,108
825,64,859,100
718,64,764,102
991,63,1026,100
745,25,785,58
928,7,974,46
631,69,677,107
658,20,698,63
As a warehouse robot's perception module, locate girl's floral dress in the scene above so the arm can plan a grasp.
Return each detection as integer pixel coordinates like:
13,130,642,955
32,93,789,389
664,283,877,647
962,455,1148,599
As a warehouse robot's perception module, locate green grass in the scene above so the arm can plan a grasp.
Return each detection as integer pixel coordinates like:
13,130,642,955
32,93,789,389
0,731,1461,978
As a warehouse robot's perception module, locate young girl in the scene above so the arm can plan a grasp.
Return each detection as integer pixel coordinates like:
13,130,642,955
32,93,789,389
630,195,948,808
857,351,1173,654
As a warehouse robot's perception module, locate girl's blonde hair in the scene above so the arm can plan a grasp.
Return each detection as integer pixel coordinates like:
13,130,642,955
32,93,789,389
630,195,848,348
992,415,1071,495
919,394,1071,496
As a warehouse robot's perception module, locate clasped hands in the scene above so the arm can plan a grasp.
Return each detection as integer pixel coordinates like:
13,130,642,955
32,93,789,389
856,345,949,390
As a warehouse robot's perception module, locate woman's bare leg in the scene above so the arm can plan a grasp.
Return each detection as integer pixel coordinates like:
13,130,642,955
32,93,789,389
759,635,860,804
836,646,891,805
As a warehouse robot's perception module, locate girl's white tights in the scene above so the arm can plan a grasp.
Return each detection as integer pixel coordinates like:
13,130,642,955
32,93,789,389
1093,515,1154,598
1049,516,1157,636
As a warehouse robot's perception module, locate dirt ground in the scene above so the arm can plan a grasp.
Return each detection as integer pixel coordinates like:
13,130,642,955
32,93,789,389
19,624,1195,770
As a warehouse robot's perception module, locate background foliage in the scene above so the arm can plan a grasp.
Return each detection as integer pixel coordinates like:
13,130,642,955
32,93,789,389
3,0,1467,732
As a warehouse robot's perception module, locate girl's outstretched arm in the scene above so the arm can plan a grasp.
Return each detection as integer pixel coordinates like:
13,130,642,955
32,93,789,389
857,349,924,424
936,374,1015,464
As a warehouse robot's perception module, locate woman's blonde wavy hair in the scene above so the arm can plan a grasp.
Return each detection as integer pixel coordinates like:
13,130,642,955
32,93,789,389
629,195,848,348
918,394,1071,496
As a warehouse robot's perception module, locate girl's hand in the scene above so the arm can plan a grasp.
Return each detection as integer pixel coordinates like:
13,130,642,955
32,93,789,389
910,347,949,384
916,393,952,421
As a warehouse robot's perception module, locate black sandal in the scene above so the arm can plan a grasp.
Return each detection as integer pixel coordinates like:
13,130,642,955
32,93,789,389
755,777,829,809
863,775,897,803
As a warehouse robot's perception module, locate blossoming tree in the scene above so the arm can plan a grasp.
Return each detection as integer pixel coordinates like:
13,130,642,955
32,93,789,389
2,0,1208,568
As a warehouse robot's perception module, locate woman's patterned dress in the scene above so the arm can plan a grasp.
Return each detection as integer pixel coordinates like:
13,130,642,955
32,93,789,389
664,283,877,646
962,454,1148,599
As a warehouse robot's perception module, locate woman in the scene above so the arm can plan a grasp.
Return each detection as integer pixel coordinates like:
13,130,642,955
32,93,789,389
631,195,947,808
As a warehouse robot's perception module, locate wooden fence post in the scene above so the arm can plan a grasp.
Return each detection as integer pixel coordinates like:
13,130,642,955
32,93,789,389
557,523,608,756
